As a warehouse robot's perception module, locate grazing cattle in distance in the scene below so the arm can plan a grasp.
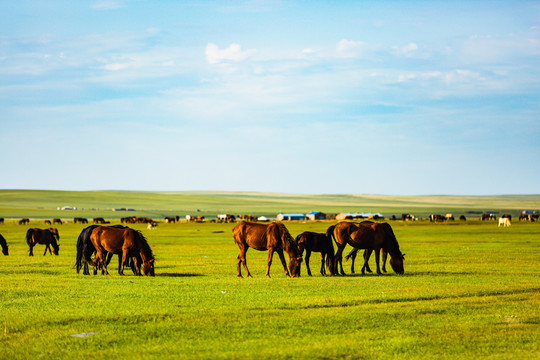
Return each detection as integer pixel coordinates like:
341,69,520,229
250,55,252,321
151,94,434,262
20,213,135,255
19,218,30,225
445,214,454,221
459,215,467,221
502,214,512,221
53,218,63,225
74,217,89,224
401,214,415,221
93,217,106,224
429,214,446,222
519,213,537,222
44,220,52,225
164,217,176,223
498,218,511,227
147,222,158,229
481,213,496,221
217,214,236,223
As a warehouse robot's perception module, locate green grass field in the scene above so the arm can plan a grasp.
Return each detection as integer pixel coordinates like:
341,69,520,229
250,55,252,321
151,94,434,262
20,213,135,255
0,191,539,359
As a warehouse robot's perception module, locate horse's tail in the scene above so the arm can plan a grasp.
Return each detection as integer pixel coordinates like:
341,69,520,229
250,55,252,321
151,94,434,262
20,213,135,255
344,247,359,261
75,227,92,273
25,228,33,246
82,227,98,267
325,240,335,273
326,225,336,243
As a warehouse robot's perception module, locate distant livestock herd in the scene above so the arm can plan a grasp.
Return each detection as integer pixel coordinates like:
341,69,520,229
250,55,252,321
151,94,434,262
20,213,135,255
0,211,537,279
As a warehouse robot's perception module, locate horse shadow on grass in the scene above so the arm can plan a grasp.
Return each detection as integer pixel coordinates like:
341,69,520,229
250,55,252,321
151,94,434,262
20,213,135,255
338,270,476,277
157,272,206,278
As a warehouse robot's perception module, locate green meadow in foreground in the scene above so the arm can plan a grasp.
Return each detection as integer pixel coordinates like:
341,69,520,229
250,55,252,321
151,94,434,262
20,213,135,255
0,218,538,359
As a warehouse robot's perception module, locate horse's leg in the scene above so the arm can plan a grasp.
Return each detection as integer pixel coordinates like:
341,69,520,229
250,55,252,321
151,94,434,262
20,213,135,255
237,244,251,278
96,248,109,275
320,253,326,276
305,250,312,276
374,247,382,275
102,251,113,275
350,251,357,274
265,248,276,278
334,244,346,276
44,244,50,256
362,249,373,274
29,244,33,256
381,250,388,273
276,249,290,278
119,249,129,275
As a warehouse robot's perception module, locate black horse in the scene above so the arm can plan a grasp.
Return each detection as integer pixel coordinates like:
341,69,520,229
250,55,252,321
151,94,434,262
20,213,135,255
75,225,140,275
0,233,8,255
295,231,335,276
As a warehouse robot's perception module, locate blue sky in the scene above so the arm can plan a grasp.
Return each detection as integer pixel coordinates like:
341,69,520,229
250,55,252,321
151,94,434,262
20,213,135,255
1,1,539,195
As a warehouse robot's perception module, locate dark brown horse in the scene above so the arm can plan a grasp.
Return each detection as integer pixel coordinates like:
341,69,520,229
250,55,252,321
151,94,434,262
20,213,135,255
75,225,141,276
26,228,60,256
328,221,404,275
295,231,335,276
232,221,302,278
85,226,154,276
0,233,8,255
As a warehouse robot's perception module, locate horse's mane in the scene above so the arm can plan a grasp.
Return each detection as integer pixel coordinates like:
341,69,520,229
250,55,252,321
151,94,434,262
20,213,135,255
272,222,298,254
381,223,401,254
133,229,154,260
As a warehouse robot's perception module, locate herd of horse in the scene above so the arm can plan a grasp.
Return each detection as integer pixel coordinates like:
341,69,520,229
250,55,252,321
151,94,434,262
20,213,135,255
232,220,405,278
1,220,406,278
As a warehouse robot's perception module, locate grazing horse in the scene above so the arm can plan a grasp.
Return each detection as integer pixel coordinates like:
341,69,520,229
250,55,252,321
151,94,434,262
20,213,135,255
0,233,8,255
19,218,30,225
75,225,141,275
295,231,335,276
498,218,511,227
232,221,302,278
328,221,404,275
85,226,155,276
26,228,60,256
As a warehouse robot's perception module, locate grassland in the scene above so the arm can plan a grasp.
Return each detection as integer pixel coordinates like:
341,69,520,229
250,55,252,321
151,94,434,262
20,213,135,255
0,191,539,359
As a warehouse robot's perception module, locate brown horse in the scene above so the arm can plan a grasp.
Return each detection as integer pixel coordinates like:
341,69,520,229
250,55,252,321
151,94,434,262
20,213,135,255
86,226,155,276
26,228,60,256
0,233,8,255
232,221,302,278
295,231,335,276
75,225,141,276
328,221,404,275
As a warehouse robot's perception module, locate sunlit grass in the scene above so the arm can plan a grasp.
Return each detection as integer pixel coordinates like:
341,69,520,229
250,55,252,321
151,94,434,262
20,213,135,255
0,219,538,359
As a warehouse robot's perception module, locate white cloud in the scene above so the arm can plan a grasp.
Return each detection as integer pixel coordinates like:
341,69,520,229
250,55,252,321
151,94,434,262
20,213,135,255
336,39,371,58
91,1,124,10
205,43,256,64
102,63,131,71
392,43,418,57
